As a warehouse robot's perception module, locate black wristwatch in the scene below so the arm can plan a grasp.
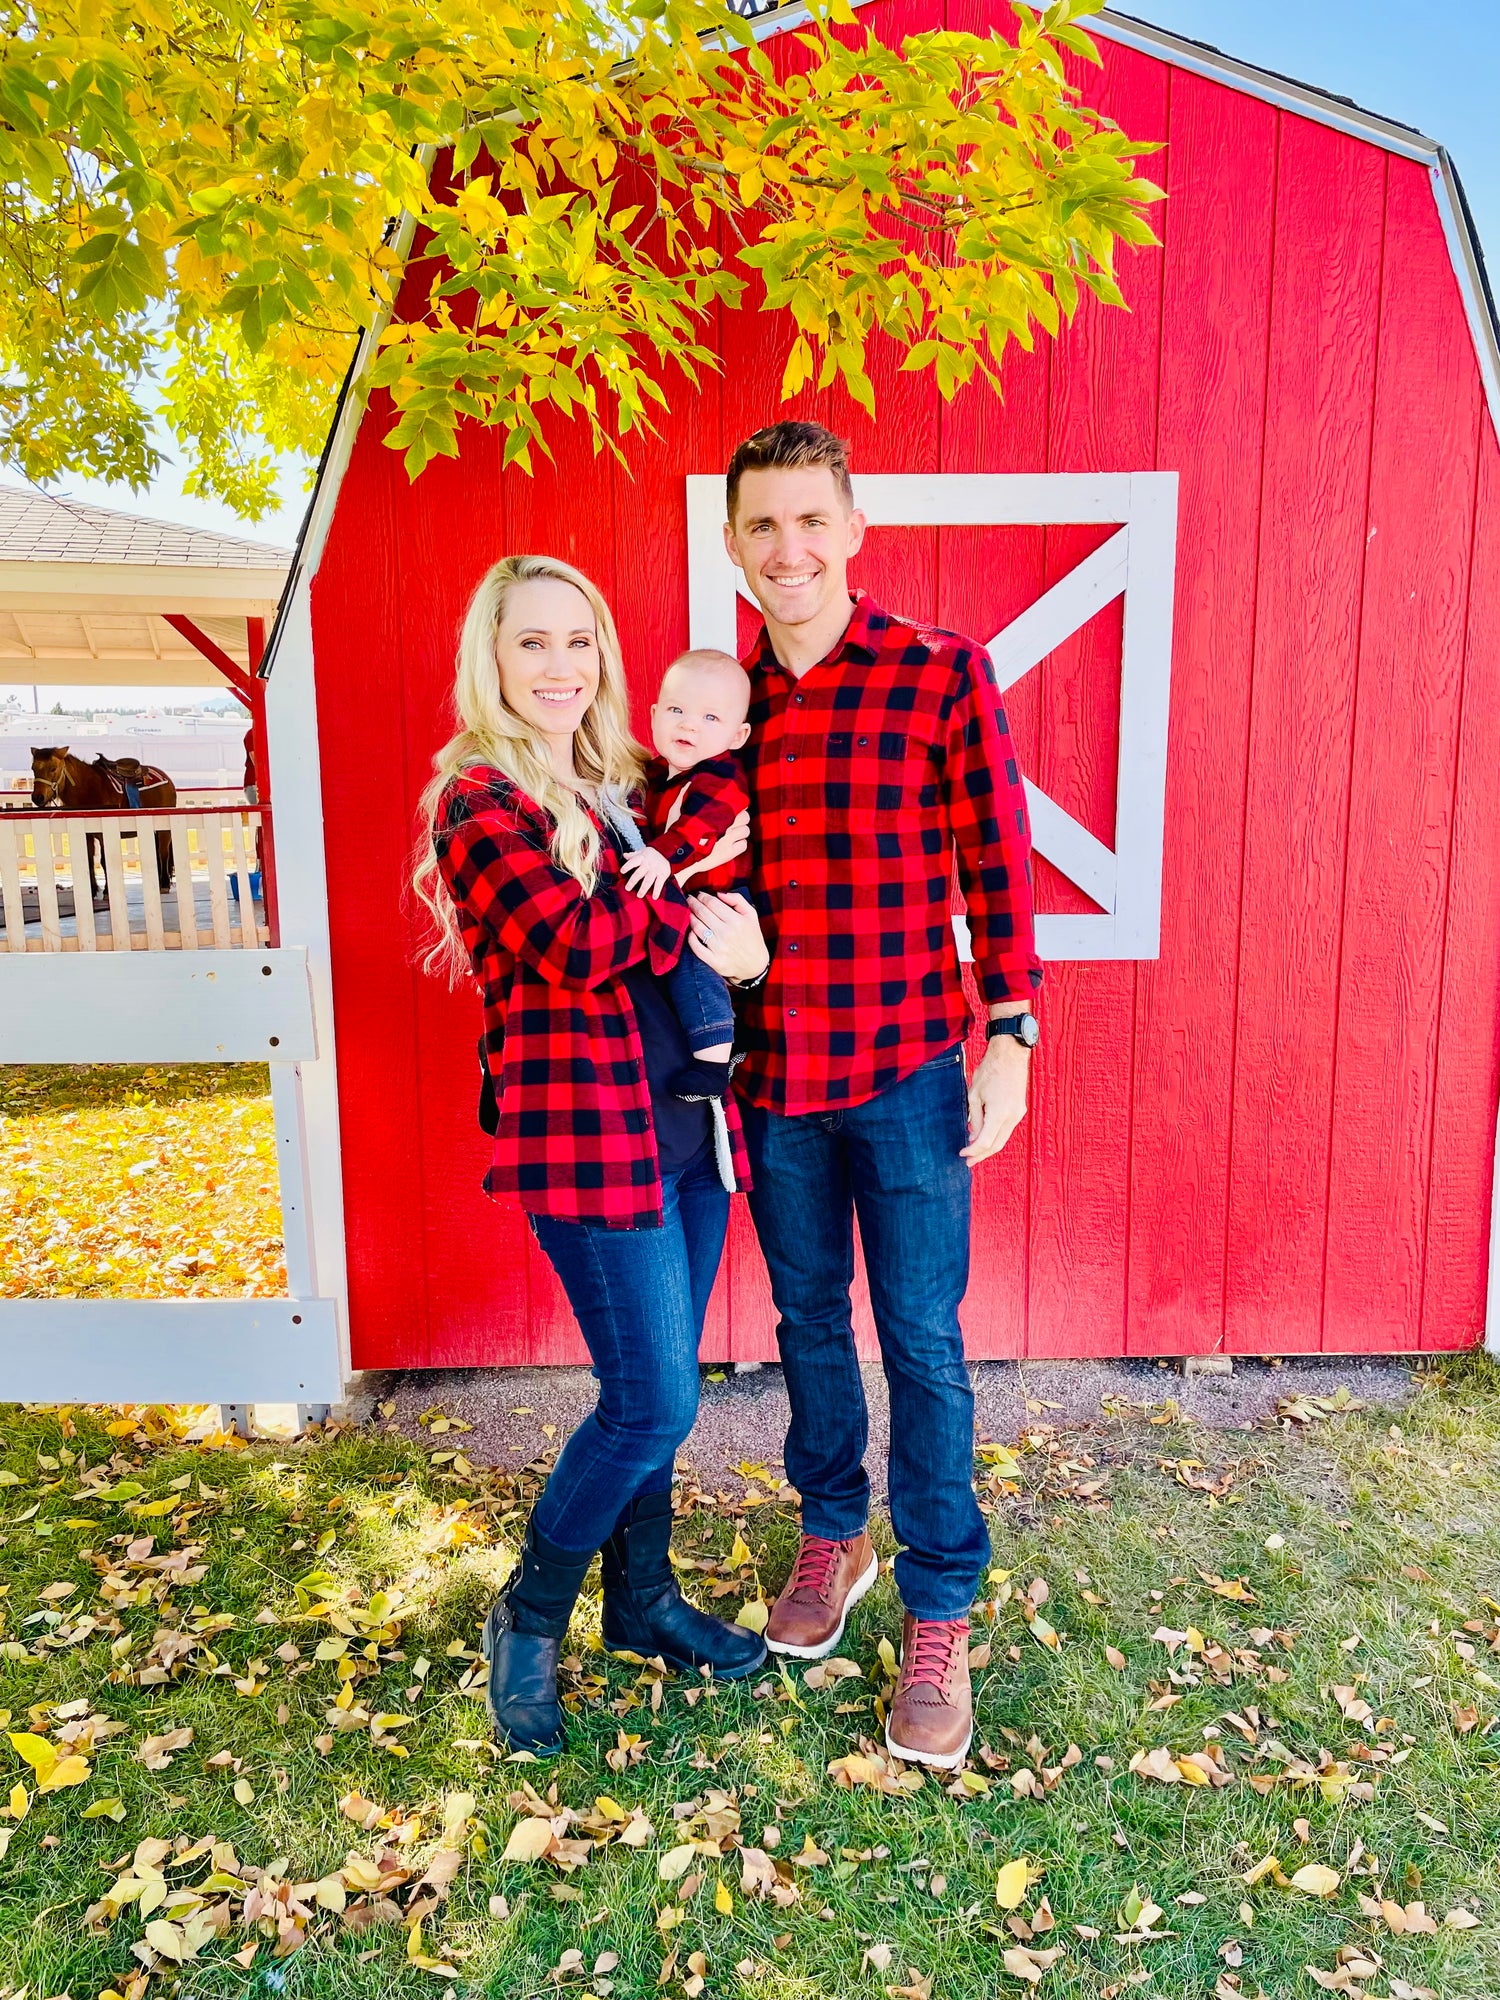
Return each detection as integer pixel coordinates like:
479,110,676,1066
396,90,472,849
987,1013,1039,1049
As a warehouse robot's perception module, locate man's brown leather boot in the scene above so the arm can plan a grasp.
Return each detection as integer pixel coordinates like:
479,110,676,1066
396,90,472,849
764,1530,878,1659
885,1613,973,1769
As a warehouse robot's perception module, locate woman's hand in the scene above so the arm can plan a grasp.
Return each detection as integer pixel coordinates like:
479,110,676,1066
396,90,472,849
686,892,770,983
676,810,750,887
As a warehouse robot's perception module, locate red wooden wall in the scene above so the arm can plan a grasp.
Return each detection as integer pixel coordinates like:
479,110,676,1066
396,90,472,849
311,5,1500,1367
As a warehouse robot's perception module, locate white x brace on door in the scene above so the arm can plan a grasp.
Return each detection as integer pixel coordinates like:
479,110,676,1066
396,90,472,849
685,471,1178,960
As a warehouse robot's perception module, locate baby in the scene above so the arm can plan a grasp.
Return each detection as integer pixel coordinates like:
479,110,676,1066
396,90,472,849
620,648,752,1101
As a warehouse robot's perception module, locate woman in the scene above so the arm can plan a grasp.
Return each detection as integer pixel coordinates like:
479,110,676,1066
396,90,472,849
412,554,772,1757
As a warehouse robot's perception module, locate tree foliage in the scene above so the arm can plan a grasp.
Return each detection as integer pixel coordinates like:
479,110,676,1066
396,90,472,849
0,0,1160,514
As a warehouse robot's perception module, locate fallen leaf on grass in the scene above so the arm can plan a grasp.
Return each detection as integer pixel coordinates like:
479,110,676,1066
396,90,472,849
136,1727,193,1771
995,1859,1035,1910
1288,1865,1341,1899
1003,1945,1063,1984
803,1657,861,1691
8,1731,90,1791
502,1817,557,1865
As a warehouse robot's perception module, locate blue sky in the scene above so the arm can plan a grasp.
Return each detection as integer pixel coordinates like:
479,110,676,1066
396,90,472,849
43,0,1500,553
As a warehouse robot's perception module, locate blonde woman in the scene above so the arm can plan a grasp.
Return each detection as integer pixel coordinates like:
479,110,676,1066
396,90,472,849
413,555,771,1756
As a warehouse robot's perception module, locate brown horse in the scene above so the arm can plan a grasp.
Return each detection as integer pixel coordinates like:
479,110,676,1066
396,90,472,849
30,747,177,903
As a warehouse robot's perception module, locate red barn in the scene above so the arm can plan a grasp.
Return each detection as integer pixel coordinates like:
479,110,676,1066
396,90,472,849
262,0,1500,1377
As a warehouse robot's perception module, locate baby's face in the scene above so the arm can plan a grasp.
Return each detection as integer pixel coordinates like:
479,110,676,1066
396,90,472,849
651,663,751,772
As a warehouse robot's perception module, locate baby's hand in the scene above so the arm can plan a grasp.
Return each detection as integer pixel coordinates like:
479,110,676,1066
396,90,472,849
620,847,674,900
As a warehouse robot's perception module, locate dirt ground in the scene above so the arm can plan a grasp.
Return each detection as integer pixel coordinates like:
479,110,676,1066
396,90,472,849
341,1353,1417,1493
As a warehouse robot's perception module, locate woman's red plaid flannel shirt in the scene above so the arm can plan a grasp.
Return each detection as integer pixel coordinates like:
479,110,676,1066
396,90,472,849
435,767,751,1229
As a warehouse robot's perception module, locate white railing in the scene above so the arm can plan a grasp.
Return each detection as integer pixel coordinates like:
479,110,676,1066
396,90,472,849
0,807,270,952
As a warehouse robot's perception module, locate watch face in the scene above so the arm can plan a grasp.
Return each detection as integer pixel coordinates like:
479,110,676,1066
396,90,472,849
1019,1014,1040,1047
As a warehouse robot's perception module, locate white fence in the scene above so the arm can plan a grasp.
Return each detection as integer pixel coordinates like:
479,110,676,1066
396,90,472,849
0,806,269,951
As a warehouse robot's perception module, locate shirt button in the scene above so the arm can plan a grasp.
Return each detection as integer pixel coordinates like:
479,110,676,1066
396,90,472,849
788,878,797,887
789,1008,798,1017
788,942,798,952
786,753,795,762
794,694,805,705
787,815,796,825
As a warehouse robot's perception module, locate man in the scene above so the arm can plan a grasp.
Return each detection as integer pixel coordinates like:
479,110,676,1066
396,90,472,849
702,419,1041,1770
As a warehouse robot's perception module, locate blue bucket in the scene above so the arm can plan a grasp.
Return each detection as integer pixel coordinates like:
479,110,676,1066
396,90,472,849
228,869,263,905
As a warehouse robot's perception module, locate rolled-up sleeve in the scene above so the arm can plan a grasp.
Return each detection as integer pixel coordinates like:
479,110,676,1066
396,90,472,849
942,642,1044,1004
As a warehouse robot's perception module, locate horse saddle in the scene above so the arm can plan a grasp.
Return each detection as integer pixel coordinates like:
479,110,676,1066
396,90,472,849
93,753,156,810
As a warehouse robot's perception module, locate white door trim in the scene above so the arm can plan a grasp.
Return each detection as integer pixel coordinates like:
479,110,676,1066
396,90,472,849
685,470,1179,959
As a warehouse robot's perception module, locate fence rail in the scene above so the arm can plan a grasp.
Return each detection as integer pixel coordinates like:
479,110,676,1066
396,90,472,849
0,806,270,952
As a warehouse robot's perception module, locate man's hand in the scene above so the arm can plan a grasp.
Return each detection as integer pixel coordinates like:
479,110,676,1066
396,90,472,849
620,846,674,900
686,891,771,982
961,1034,1031,1166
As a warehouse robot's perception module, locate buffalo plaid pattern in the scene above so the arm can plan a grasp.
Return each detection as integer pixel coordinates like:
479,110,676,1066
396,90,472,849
735,593,1043,1114
435,767,751,1228
642,752,750,894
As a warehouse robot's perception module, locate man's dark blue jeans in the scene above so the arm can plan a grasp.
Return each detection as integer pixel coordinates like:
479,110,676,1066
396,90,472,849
528,1147,728,1553
739,1045,988,1621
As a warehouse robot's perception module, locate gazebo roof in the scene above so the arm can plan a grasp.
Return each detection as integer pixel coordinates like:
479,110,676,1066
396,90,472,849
0,486,288,569
0,486,292,687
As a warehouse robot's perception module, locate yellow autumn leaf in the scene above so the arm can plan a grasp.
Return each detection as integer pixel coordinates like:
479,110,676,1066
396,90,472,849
1289,1865,1341,1898
38,1754,91,1793
728,1533,752,1568
1173,1758,1212,1786
715,1878,734,1915
81,1797,126,1820
7,1733,57,1782
502,1816,555,1864
995,1858,1033,1909
7,1784,27,1820
735,1598,769,1634
658,1843,697,1881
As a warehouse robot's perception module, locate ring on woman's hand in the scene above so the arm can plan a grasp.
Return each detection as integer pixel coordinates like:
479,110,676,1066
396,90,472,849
700,924,716,940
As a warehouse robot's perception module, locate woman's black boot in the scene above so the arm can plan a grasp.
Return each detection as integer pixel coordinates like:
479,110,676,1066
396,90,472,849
482,1521,594,1755
601,1491,767,1679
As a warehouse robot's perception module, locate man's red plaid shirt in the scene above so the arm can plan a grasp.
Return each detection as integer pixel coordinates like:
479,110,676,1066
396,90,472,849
735,593,1044,1114
435,768,750,1228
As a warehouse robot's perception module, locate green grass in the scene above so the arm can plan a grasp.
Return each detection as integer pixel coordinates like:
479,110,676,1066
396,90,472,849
1,1365,1498,1999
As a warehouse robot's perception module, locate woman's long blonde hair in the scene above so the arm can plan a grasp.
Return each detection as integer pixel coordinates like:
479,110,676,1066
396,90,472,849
411,553,646,984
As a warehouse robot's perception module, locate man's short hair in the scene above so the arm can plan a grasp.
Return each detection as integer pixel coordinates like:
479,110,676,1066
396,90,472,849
726,421,853,522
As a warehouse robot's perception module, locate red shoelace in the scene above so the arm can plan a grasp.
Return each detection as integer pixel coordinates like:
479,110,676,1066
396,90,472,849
786,1534,843,1599
901,1619,970,1693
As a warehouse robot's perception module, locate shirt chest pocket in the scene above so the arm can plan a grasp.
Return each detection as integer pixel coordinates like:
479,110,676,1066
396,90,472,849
822,730,935,818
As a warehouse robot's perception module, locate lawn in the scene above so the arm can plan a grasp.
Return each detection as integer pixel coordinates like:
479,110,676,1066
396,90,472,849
0,1065,284,1298
1,1369,1497,2000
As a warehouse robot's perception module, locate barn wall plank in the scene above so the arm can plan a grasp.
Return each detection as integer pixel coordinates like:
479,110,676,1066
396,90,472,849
313,409,430,1368
1223,125,1386,1355
1422,424,1500,1348
1125,74,1277,1355
1324,157,1481,1352
1024,41,1167,1357
936,0,1052,1359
